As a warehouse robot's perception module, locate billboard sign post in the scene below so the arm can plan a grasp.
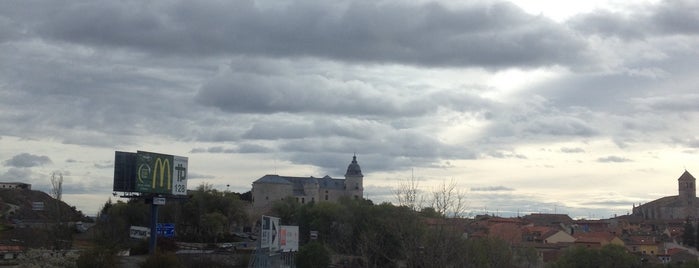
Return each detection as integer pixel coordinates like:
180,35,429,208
113,150,188,256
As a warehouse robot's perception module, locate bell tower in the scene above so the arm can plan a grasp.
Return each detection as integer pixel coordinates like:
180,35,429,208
678,170,696,204
344,154,363,199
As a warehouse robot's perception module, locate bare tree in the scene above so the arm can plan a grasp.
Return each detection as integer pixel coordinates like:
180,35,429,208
51,171,63,224
51,171,63,201
394,172,425,211
431,179,467,218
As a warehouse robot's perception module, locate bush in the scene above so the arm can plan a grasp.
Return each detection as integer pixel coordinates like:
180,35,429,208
296,242,330,268
76,248,117,268
140,252,183,268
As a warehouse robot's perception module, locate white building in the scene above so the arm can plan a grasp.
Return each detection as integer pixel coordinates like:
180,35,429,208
0,182,31,190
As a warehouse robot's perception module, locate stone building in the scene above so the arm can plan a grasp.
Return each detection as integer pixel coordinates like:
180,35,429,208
251,155,364,211
632,170,699,220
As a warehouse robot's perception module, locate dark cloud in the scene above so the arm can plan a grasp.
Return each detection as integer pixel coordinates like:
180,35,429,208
3,153,52,168
10,0,588,69
471,186,514,192
597,156,632,163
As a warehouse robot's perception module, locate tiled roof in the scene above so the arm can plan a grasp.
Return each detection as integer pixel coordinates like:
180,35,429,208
254,174,346,192
678,170,696,181
523,213,573,225
0,245,23,252
344,155,363,177
627,235,657,245
253,175,294,185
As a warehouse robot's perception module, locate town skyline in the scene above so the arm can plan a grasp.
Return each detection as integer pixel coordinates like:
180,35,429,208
1,0,699,218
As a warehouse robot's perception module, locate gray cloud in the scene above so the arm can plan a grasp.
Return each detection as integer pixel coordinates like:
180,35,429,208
3,153,52,168
568,0,699,39
93,163,113,169
597,156,632,163
486,151,527,159
471,186,514,192
561,147,585,153
191,143,272,154
3,0,588,69
0,168,32,181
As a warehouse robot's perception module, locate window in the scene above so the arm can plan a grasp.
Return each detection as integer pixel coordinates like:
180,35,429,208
302,198,305,204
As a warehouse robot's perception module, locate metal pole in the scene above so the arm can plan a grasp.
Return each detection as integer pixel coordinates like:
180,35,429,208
149,201,159,255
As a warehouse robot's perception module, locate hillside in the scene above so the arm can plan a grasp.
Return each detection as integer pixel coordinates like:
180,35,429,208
0,189,88,223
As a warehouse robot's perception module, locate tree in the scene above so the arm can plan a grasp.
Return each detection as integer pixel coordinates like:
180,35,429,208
394,174,425,211
50,171,63,201
549,244,639,268
431,179,467,218
51,171,63,223
296,242,330,268
683,220,696,247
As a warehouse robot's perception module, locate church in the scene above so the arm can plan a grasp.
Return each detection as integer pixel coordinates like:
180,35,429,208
632,170,699,220
251,155,364,211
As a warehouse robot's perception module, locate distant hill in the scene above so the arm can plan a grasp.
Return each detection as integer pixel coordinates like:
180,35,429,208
0,189,87,223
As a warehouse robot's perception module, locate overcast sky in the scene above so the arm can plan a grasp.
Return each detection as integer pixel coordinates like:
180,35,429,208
1,0,698,218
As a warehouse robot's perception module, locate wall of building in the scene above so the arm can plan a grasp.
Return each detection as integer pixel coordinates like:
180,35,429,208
252,183,293,211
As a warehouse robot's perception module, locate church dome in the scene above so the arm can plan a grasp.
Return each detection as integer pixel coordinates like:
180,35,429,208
345,155,363,177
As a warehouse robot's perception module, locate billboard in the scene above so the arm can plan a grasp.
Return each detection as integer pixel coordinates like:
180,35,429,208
113,151,137,192
260,215,280,251
113,150,188,195
280,225,299,251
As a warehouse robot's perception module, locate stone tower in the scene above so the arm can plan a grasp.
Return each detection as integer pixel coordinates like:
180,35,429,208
678,170,696,204
344,154,364,199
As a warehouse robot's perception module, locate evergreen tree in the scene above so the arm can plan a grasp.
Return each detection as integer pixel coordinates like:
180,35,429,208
683,220,696,247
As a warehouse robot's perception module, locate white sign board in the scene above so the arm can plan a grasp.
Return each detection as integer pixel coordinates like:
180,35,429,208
130,226,150,239
172,155,188,195
153,197,166,205
260,215,280,251
31,202,44,211
280,225,299,251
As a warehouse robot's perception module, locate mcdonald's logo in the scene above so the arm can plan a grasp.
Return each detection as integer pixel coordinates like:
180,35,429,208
152,157,171,190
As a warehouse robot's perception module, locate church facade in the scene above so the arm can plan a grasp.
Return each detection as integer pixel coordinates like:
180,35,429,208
632,170,699,220
251,155,364,211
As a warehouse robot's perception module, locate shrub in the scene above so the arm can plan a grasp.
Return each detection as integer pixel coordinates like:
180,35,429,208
140,252,183,268
296,242,330,268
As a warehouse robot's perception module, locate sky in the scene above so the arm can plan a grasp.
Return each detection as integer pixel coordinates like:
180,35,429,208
1,0,698,219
